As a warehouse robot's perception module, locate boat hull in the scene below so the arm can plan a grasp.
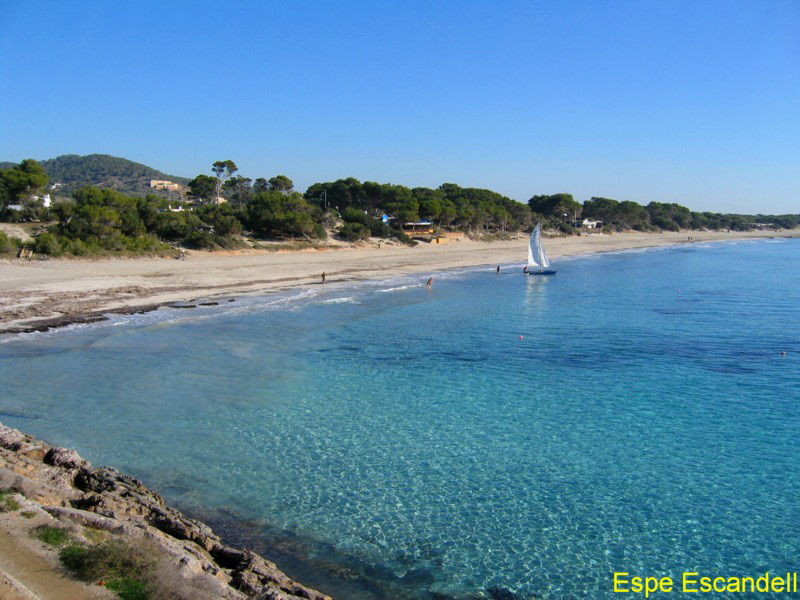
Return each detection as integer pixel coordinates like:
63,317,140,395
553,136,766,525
527,270,557,275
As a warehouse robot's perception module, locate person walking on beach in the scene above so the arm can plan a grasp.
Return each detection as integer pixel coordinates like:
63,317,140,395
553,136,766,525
321,272,326,284
426,277,433,289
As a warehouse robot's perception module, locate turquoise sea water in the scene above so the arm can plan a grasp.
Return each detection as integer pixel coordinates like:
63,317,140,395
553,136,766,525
1,239,799,599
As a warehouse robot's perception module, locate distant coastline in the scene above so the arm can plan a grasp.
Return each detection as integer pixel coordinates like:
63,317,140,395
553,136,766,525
1,229,795,335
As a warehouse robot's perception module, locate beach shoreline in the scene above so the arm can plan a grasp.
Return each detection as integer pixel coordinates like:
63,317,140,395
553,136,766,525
1,229,795,334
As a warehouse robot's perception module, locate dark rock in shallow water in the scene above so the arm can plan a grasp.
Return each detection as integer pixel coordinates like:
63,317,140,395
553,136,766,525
0,409,39,421
400,567,435,585
487,587,522,600
199,301,220,306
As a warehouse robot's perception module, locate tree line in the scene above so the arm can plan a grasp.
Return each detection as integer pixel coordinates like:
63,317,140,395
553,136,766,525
1,158,797,257
529,193,799,233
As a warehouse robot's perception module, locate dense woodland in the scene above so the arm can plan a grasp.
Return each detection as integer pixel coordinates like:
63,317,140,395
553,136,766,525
0,156,797,257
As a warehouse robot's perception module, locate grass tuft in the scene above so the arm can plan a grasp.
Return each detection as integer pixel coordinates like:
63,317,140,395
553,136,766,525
32,525,71,547
60,539,155,599
106,576,150,600
0,488,21,512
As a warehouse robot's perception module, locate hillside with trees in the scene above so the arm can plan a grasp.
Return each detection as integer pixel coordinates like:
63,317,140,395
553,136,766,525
0,154,189,197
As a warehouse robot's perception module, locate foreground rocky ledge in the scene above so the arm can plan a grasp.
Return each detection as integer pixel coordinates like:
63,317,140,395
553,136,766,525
0,421,331,600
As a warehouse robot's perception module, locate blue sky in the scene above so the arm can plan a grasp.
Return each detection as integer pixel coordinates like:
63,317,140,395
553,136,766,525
1,1,798,213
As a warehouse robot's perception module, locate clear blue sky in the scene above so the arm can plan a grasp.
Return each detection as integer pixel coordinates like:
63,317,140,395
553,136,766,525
1,1,798,213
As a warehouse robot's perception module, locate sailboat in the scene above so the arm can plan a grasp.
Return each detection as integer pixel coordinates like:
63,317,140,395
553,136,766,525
527,223,557,275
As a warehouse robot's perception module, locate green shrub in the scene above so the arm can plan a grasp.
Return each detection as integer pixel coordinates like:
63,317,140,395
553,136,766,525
32,232,63,256
59,544,91,573
64,238,93,256
107,577,150,600
1,208,24,223
368,221,392,237
0,489,21,512
390,229,417,246
341,207,391,237
21,510,37,519
184,229,217,249
0,231,22,253
1,498,20,512
123,234,169,253
32,525,71,547
313,222,328,240
60,539,154,584
556,222,578,235
213,235,247,250
337,222,370,242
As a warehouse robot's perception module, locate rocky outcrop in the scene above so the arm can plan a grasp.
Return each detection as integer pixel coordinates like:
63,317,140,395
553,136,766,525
0,422,331,600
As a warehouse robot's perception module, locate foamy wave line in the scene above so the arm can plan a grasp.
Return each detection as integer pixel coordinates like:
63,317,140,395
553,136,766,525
315,296,358,304
376,284,418,293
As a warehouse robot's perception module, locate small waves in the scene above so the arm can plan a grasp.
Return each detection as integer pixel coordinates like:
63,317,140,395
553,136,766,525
314,296,359,304
376,284,418,293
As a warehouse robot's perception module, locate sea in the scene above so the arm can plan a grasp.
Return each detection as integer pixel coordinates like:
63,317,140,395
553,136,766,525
1,238,798,599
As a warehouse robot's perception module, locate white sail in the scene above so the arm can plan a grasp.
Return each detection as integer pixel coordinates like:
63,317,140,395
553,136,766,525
528,224,551,269
527,223,555,273
536,226,551,268
527,225,539,268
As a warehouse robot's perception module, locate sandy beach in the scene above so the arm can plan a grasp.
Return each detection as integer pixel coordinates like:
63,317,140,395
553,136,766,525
0,229,794,334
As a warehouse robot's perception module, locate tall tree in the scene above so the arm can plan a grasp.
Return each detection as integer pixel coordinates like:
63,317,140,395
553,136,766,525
268,175,294,193
187,174,217,203
0,159,49,206
253,178,270,194
211,160,238,201
223,175,252,206
528,193,581,221
582,197,620,222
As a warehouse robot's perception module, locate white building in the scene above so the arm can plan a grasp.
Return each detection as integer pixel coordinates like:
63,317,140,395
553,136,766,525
573,218,602,229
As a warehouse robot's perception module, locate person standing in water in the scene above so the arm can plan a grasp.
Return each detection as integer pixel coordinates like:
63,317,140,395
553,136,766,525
496,265,500,274
426,277,433,288
321,272,326,284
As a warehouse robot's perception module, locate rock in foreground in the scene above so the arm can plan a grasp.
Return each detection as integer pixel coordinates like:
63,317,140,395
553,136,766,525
0,421,331,600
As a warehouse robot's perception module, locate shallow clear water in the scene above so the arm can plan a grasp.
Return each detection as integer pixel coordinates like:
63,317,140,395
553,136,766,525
2,239,799,599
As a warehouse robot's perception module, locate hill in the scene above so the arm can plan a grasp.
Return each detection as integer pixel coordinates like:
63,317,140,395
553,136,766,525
0,154,190,197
